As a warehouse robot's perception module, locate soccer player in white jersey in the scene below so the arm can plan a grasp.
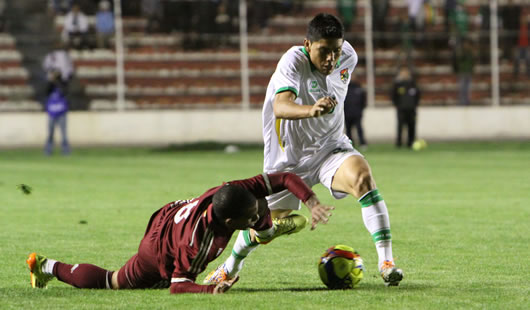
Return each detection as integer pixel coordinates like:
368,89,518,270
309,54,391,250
205,13,403,287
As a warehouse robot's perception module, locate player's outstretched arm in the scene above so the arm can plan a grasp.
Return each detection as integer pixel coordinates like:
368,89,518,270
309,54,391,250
303,195,334,230
273,91,338,119
213,276,239,295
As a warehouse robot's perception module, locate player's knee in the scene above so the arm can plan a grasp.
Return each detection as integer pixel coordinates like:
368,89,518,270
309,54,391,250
354,169,375,197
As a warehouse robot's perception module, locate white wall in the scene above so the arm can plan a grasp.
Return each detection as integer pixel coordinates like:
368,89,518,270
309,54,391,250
1,106,529,147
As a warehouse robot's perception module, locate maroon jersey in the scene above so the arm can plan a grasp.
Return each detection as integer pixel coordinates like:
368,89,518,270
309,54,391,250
142,172,314,293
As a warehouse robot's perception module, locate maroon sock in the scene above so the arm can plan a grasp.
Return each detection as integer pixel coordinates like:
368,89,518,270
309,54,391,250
53,262,113,289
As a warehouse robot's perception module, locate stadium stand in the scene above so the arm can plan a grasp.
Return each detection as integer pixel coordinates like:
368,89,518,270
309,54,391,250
3,0,529,110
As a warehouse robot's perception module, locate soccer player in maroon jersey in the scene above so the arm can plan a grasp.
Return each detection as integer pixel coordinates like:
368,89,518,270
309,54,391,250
27,172,333,294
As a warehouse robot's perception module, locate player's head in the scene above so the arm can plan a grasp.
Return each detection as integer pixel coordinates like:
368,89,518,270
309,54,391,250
212,185,259,230
304,13,344,76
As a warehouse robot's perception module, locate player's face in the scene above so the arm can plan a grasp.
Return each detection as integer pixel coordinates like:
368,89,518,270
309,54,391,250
226,201,260,230
304,38,343,75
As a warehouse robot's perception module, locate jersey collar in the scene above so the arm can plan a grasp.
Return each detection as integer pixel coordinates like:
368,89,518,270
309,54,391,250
301,47,317,72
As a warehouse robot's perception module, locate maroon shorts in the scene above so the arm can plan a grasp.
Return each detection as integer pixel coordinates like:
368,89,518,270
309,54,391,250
117,208,170,289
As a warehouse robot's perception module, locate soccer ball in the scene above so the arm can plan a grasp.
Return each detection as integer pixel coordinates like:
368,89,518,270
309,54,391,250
412,139,428,151
318,245,364,289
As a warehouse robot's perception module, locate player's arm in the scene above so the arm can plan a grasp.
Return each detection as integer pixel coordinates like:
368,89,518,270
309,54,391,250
265,172,334,230
273,91,338,119
169,277,239,294
228,173,334,229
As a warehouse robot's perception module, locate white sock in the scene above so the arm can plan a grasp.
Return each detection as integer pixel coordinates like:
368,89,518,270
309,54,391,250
224,230,258,277
42,259,57,275
254,225,275,239
358,189,394,270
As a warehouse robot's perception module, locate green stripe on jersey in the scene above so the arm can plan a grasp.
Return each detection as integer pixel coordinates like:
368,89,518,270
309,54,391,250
372,229,392,242
276,86,299,98
359,189,384,208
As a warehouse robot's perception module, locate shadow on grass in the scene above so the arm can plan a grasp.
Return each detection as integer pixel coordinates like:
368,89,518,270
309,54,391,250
232,282,429,293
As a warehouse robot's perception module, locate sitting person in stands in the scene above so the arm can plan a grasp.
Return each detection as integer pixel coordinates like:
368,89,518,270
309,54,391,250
62,3,89,49
95,0,114,49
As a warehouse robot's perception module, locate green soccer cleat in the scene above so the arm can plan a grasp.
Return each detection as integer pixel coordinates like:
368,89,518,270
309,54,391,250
26,252,54,288
255,214,308,244
380,260,404,287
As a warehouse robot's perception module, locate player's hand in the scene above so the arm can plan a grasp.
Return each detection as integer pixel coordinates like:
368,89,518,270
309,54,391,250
310,96,338,117
213,275,239,295
304,195,334,230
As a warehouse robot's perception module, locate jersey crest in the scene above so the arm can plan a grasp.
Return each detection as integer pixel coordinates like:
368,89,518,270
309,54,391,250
340,68,349,84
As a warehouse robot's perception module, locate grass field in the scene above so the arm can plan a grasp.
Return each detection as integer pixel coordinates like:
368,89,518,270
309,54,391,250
1,142,529,309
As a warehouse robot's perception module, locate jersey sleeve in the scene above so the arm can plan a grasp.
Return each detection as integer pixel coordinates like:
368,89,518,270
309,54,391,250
342,41,358,79
228,172,314,202
170,281,215,294
272,50,303,98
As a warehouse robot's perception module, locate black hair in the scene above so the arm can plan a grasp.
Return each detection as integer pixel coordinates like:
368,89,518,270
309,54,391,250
306,13,344,42
212,184,256,220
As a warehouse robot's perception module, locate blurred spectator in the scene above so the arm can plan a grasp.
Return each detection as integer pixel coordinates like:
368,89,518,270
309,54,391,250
452,38,475,106
477,4,490,64
62,3,90,49
513,8,529,77
408,0,424,34
337,0,356,33
343,72,367,149
397,9,413,66
43,44,73,156
449,3,469,46
372,0,390,48
43,41,74,90
141,0,162,33
500,0,521,60
215,1,232,47
48,0,73,15
0,0,5,32
391,67,420,148
248,0,273,33
44,75,70,156
95,0,114,49
444,0,457,33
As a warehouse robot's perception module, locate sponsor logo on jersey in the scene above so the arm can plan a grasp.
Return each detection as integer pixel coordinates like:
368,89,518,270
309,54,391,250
340,68,349,84
309,80,320,93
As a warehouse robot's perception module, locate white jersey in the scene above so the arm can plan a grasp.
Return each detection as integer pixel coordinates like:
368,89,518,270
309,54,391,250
262,40,358,173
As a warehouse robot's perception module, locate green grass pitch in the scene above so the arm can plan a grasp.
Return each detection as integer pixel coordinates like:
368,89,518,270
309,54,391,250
1,142,529,309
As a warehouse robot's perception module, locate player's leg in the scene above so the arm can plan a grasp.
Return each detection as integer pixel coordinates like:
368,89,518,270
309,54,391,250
59,114,70,154
407,111,416,148
354,115,367,147
26,252,115,289
323,153,403,286
44,117,55,155
204,194,307,284
396,111,404,147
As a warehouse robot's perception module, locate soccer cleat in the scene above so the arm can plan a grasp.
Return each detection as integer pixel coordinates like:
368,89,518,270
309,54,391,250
203,263,234,285
26,252,54,288
380,260,403,287
255,214,308,244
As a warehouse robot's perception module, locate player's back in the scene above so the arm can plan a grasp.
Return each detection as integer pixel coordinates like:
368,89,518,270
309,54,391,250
149,188,232,280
